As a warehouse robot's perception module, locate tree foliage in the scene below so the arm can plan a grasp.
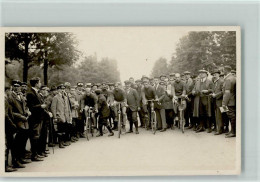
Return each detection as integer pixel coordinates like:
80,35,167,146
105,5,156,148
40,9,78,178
5,33,80,84
150,57,169,77
167,31,236,75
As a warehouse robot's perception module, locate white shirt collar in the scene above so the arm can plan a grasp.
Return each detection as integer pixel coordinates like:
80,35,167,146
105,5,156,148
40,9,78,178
32,87,38,93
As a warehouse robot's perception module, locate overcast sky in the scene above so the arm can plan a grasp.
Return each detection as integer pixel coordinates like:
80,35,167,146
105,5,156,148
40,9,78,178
74,27,188,82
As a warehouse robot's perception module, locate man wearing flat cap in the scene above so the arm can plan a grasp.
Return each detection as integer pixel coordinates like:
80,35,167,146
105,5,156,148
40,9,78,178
26,77,46,161
75,82,85,138
8,80,31,167
222,66,236,138
183,71,195,129
192,69,213,133
51,84,70,148
125,80,140,134
135,79,146,128
153,77,167,132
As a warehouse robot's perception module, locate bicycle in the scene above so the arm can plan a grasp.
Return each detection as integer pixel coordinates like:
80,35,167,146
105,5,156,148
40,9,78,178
85,106,95,140
146,99,159,135
115,101,126,138
173,95,189,133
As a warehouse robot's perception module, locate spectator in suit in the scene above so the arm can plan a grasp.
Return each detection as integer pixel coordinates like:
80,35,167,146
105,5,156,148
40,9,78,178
51,84,71,148
222,66,236,138
9,81,32,167
184,71,195,129
153,77,167,132
192,70,213,133
27,77,46,162
5,84,17,172
160,81,174,129
125,81,140,134
211,69,224,135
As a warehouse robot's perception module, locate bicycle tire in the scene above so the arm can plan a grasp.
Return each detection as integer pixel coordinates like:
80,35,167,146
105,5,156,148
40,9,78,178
118,113,121,138
86,117,89,141
152,112,157,135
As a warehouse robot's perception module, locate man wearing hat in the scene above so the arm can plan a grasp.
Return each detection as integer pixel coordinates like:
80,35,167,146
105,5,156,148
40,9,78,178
210,69,224,135
153,77,167,132
135,79,146,128
5,83,18,172
75,82,85,138
125,80,140,134
45,85,58,147
184,71,195,129
85,83,92,89
192,70,213,133
37,85,52,157
231,70,236,77
160,74,167,82
26,77,46,161
8,80,31,167
51,84,70,148
222,66,236,138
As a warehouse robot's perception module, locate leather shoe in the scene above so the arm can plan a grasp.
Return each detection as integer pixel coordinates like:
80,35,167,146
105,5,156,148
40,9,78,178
48,143,55,147
40,153,48,157
187,125,193,129
225,133,236,138
5,166,17,172
31,157,43,162
225,131,231,136
160,128,166,132
196,127,205,133
44,151,50,154
135,130,139,134
13,161,25,168
37,154,45,158
59,143,65,148
214,132,222,135
96,133,103,137
206,128,212,133
19,158,31,164
126,130,133,133
108,132,114,136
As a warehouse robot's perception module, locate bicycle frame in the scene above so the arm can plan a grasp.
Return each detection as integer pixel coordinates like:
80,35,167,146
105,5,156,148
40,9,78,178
146,99,158,135
174,96,187,133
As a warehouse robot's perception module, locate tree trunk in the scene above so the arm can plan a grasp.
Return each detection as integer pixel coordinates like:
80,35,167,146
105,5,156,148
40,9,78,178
44,59,48,86
23,34,29,82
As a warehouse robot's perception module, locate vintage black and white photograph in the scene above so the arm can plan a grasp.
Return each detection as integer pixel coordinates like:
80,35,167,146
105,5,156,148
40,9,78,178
1,27,241,176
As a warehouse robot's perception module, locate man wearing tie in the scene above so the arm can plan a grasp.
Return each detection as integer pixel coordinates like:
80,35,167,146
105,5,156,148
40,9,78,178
26,77,46,161
154,77,167,132
192,70,213,133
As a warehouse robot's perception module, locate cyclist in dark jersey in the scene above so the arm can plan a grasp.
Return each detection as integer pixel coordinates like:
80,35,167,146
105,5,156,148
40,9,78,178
141,79,158,129
110,82,127,131
80,88,98,128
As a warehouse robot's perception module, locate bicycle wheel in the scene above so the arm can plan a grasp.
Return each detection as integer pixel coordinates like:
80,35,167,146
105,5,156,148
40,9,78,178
86,117,89,141
152,112,157,135
180,110,185,133
118,114,121,138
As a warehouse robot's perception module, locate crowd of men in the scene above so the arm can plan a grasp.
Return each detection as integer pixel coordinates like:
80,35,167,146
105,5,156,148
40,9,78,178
5,65,236,172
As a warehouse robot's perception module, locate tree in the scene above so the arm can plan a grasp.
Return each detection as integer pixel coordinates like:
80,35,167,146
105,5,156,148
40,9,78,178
5,33,39,82
168,31,236,75
150,57,169,77
32,33,80,85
